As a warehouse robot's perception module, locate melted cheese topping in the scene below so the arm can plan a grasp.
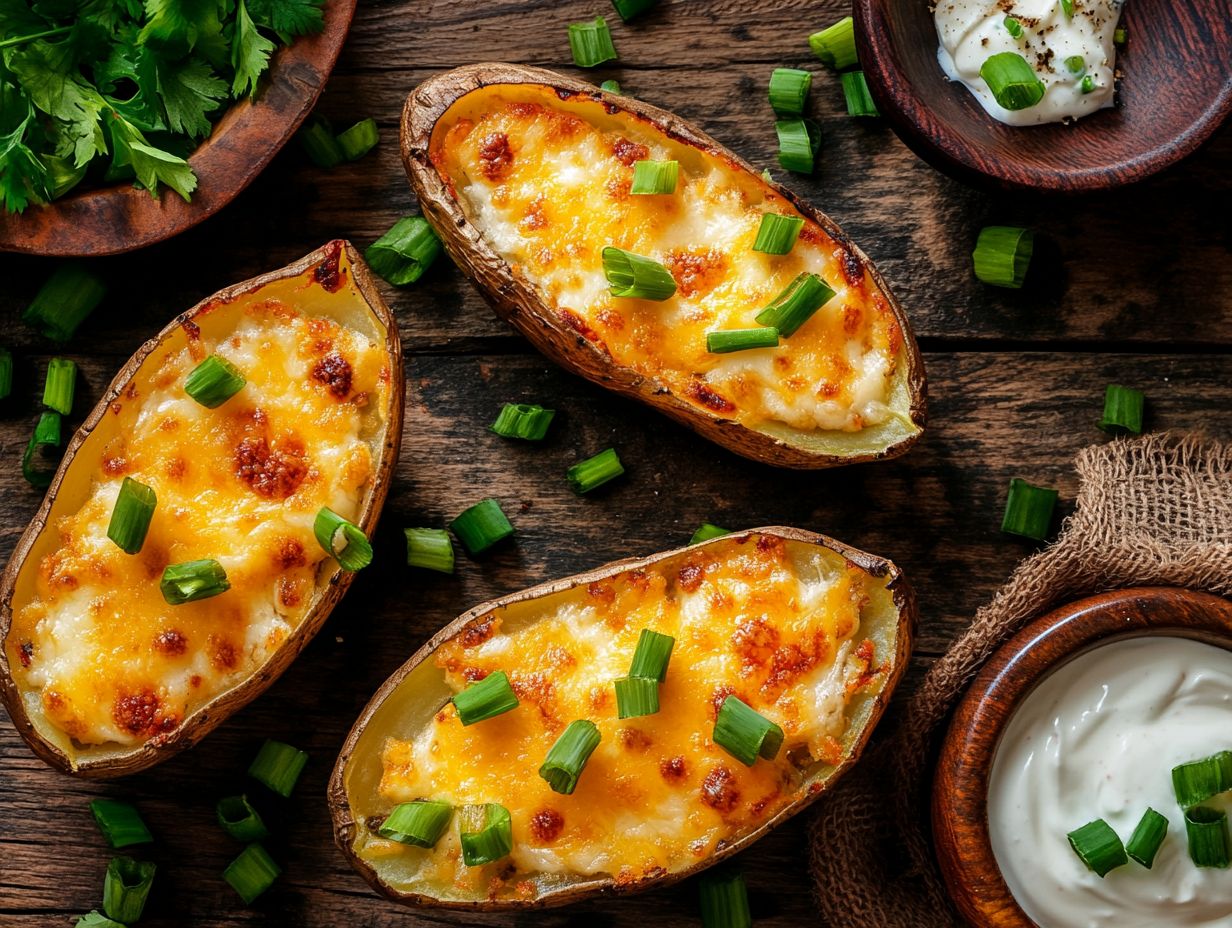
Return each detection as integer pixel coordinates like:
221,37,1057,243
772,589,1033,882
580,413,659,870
373,535,884,895
430,86,904,434
6,299,388,748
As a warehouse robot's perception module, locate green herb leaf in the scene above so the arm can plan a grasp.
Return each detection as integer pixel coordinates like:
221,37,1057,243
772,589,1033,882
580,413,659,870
108,112,197,201
230,0,276,98
248,0,325,37
157,56,227,138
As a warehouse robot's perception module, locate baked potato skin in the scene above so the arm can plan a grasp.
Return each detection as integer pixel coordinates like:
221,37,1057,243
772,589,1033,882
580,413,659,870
0,241,404,778
402,63,927,470
329,526,916,909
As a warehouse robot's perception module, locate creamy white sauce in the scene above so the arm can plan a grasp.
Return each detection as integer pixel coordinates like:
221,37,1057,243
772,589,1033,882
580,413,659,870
935,0,1124,125
988,636,1232,928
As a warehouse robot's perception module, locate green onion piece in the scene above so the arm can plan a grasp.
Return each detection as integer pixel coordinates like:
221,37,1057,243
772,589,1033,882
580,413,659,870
611,0,657,21
568,16,618,68
223,843,281,903
42,357,76,414
1059,0,1074,17
980,52,1046,111
1114,26,1127,45
1126,808,1169,868
490,402,556,440
459,803,513,866
365,216,443,286
404,528,455,574
775,118,820,174
378,800,453,848
44,155,88,200
602,247,677,300
217,795,269,842
23,264,106,343
299,116,344,168
768,67,812,117
539,719,602,794
90,799,153,848
754,272,835,337
1067,819,1128,877
809,16,857,70
336,118,380,162
0,347,12,400
106,477,157,555
691,523,731,544
1098,384,1145,435
1065,55,1086,76
1003,15,1024,38
102,857,155,923
972,225,1034,289
1080,74,1096,94
628,628,674,681
615,676,660,718
22,411,61,488
630,159,680,195
707,328,779,354
160,558,229,605
453,670,519,725
1185,807,1231,868
1172,751,1232,808
600,79,622,94
184,354,246,408
699,868,753,928
248,740,308,797
567,447,625,494
75,912,126,928
1001,478,1058,541
450,498,515,554
840,71,881,117
313,507,373,571
713,695,785,766
752,213,805,255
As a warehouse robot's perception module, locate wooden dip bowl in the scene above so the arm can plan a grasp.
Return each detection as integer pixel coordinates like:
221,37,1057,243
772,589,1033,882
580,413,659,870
932,586,1232,926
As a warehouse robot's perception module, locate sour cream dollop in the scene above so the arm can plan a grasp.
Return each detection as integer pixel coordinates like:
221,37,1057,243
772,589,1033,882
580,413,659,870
988,636,1232,928
935,0,1124,125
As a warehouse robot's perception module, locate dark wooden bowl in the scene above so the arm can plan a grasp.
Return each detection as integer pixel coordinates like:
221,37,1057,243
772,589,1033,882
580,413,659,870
0,0,356,257
932,587,1232,927
853,0,1232,192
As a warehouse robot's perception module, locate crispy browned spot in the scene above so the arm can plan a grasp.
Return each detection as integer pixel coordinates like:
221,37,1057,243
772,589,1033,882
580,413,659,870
686,380,736,414
154,629,187,655
209,635,238,671
277,577,302,609
733,618,780,668
840,247,864,288
617,727,653,751
798,223,825,246
311,353,353,399
529,808,564,844
459,615,496,648
755,534,786,556
612,138,649,166
587,580,616,604
710,684,737,720
665,249,727,299
678,561,705,593
479,132,514,180
274,538,306,570
700,765,740,813
511,672,557,723
558,308,602,345
102,455,128,476
314,241,345,292
190,674,202,689
523,196,548,230
113,690,161,735
659,755,688,783
18,641,33,668
234,436,307,499
843,304,863,335
597,308,625,331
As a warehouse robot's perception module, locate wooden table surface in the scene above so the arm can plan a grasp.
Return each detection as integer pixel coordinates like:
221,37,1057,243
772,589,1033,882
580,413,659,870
2,1,1230,925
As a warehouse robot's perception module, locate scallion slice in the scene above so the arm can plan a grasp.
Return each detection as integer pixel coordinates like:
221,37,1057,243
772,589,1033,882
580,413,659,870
365,216,443,286
452,670,519,725
1114,26,1127,45
0,347,12,400
184,354,246,408
768,68,812,117
754,272,835,337
600,79,622,94
1126,807,1168,868
336,118,380,162
610,0,657,22
707,328,779,354
1098,384,1145,435
459,803,513,866
102,856,155,923
22,410,61,488
630,159,679,195
450,498,515,554
106,477,157,555
713,695,784,766
752,213,804,255
1059,0,1074,17
299,116,344,168
1001,478,1058,541
972,225,1034,289
490,402,556,440
404,528,455,574
602,247,677,300
90,799,153,849
1080,74,1096,94
628,628,675,682
615,676,660,718
314,507,373,571
217,795,270,843
223,843,281,903
539,719,602,794
1003,15,1023,38
1185,807,1230,868
1172,751,1232,808
809,16,857,70
775,118,820,174
840,71,880,117
1065,55,1086,76
23,264,106,343
378,800,453,848
567,447,625,494
1067,819,1128,877
568,16,618,68
75,912,125,928
691,523,731,544
980,52,1046,110
247,740,308,798
699,868,753,928
42,357,76,414
160,558,229,605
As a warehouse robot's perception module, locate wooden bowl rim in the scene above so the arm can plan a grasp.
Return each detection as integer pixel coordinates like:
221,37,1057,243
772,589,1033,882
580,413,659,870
932,586,1232,927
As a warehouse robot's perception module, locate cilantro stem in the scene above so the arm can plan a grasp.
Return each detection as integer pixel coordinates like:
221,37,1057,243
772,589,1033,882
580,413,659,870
0,25,73,50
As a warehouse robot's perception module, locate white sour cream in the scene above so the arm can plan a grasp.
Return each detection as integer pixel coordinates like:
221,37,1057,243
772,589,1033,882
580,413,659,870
935,0,1124,125
988,636,1232,928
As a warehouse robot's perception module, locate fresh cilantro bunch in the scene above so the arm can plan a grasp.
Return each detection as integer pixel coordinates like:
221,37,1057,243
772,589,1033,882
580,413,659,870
0,0,326,213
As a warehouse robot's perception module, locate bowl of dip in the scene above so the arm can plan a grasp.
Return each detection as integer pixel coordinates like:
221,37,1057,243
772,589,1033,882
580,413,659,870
933,586,1232,927
852,0,1232,192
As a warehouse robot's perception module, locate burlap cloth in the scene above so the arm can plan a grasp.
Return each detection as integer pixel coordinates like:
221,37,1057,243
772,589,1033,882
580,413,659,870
809,432,1232,927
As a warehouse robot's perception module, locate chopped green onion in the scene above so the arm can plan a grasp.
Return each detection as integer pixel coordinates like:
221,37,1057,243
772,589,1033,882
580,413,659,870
404,528,455,574
102,856,155,923
217,795,270,843
1185,807,1230,868
1114,26,1127,45
768,68,812,117
75,912,126,928
42,357,75,414
630,159,679,195
713,695,784,766
754,272,835,337
106,477,157,555
1172,751,1232,808
1059,0,1074,17
0,347,11,400
980,52,1046,110
453,670,519,725
610,0,657,21
22,410,61,488
184,354,246,408
699,868,753,928
247,740,308,798
1001,478,1058,541
43,154,88,200
567,447,625,494
615,676,660,718
707,327,779,354
23,264,106,343
840,71,880,117
809,16,857,70
1065,55,1086,76
365,216,443,286
568,16,618,68
160,558,229,605
600,79,622,94
539,719,602,794
336,118,379,162
378,800,453,848
1080,74,1096,94
752,213,805,255
490,402,556,440
223,843,281,903
691,523,731,544
1003,15,1024,38
628,628,674,681
450,498,515,554
775,118,820,174
602,247,677,300
313,507,373,571
90,799,153,848
459,803,513,866
1126,808,1169,868
299,116,344,168
972,226,1034,289
1067,819,1128,877
1098,384,1145,435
